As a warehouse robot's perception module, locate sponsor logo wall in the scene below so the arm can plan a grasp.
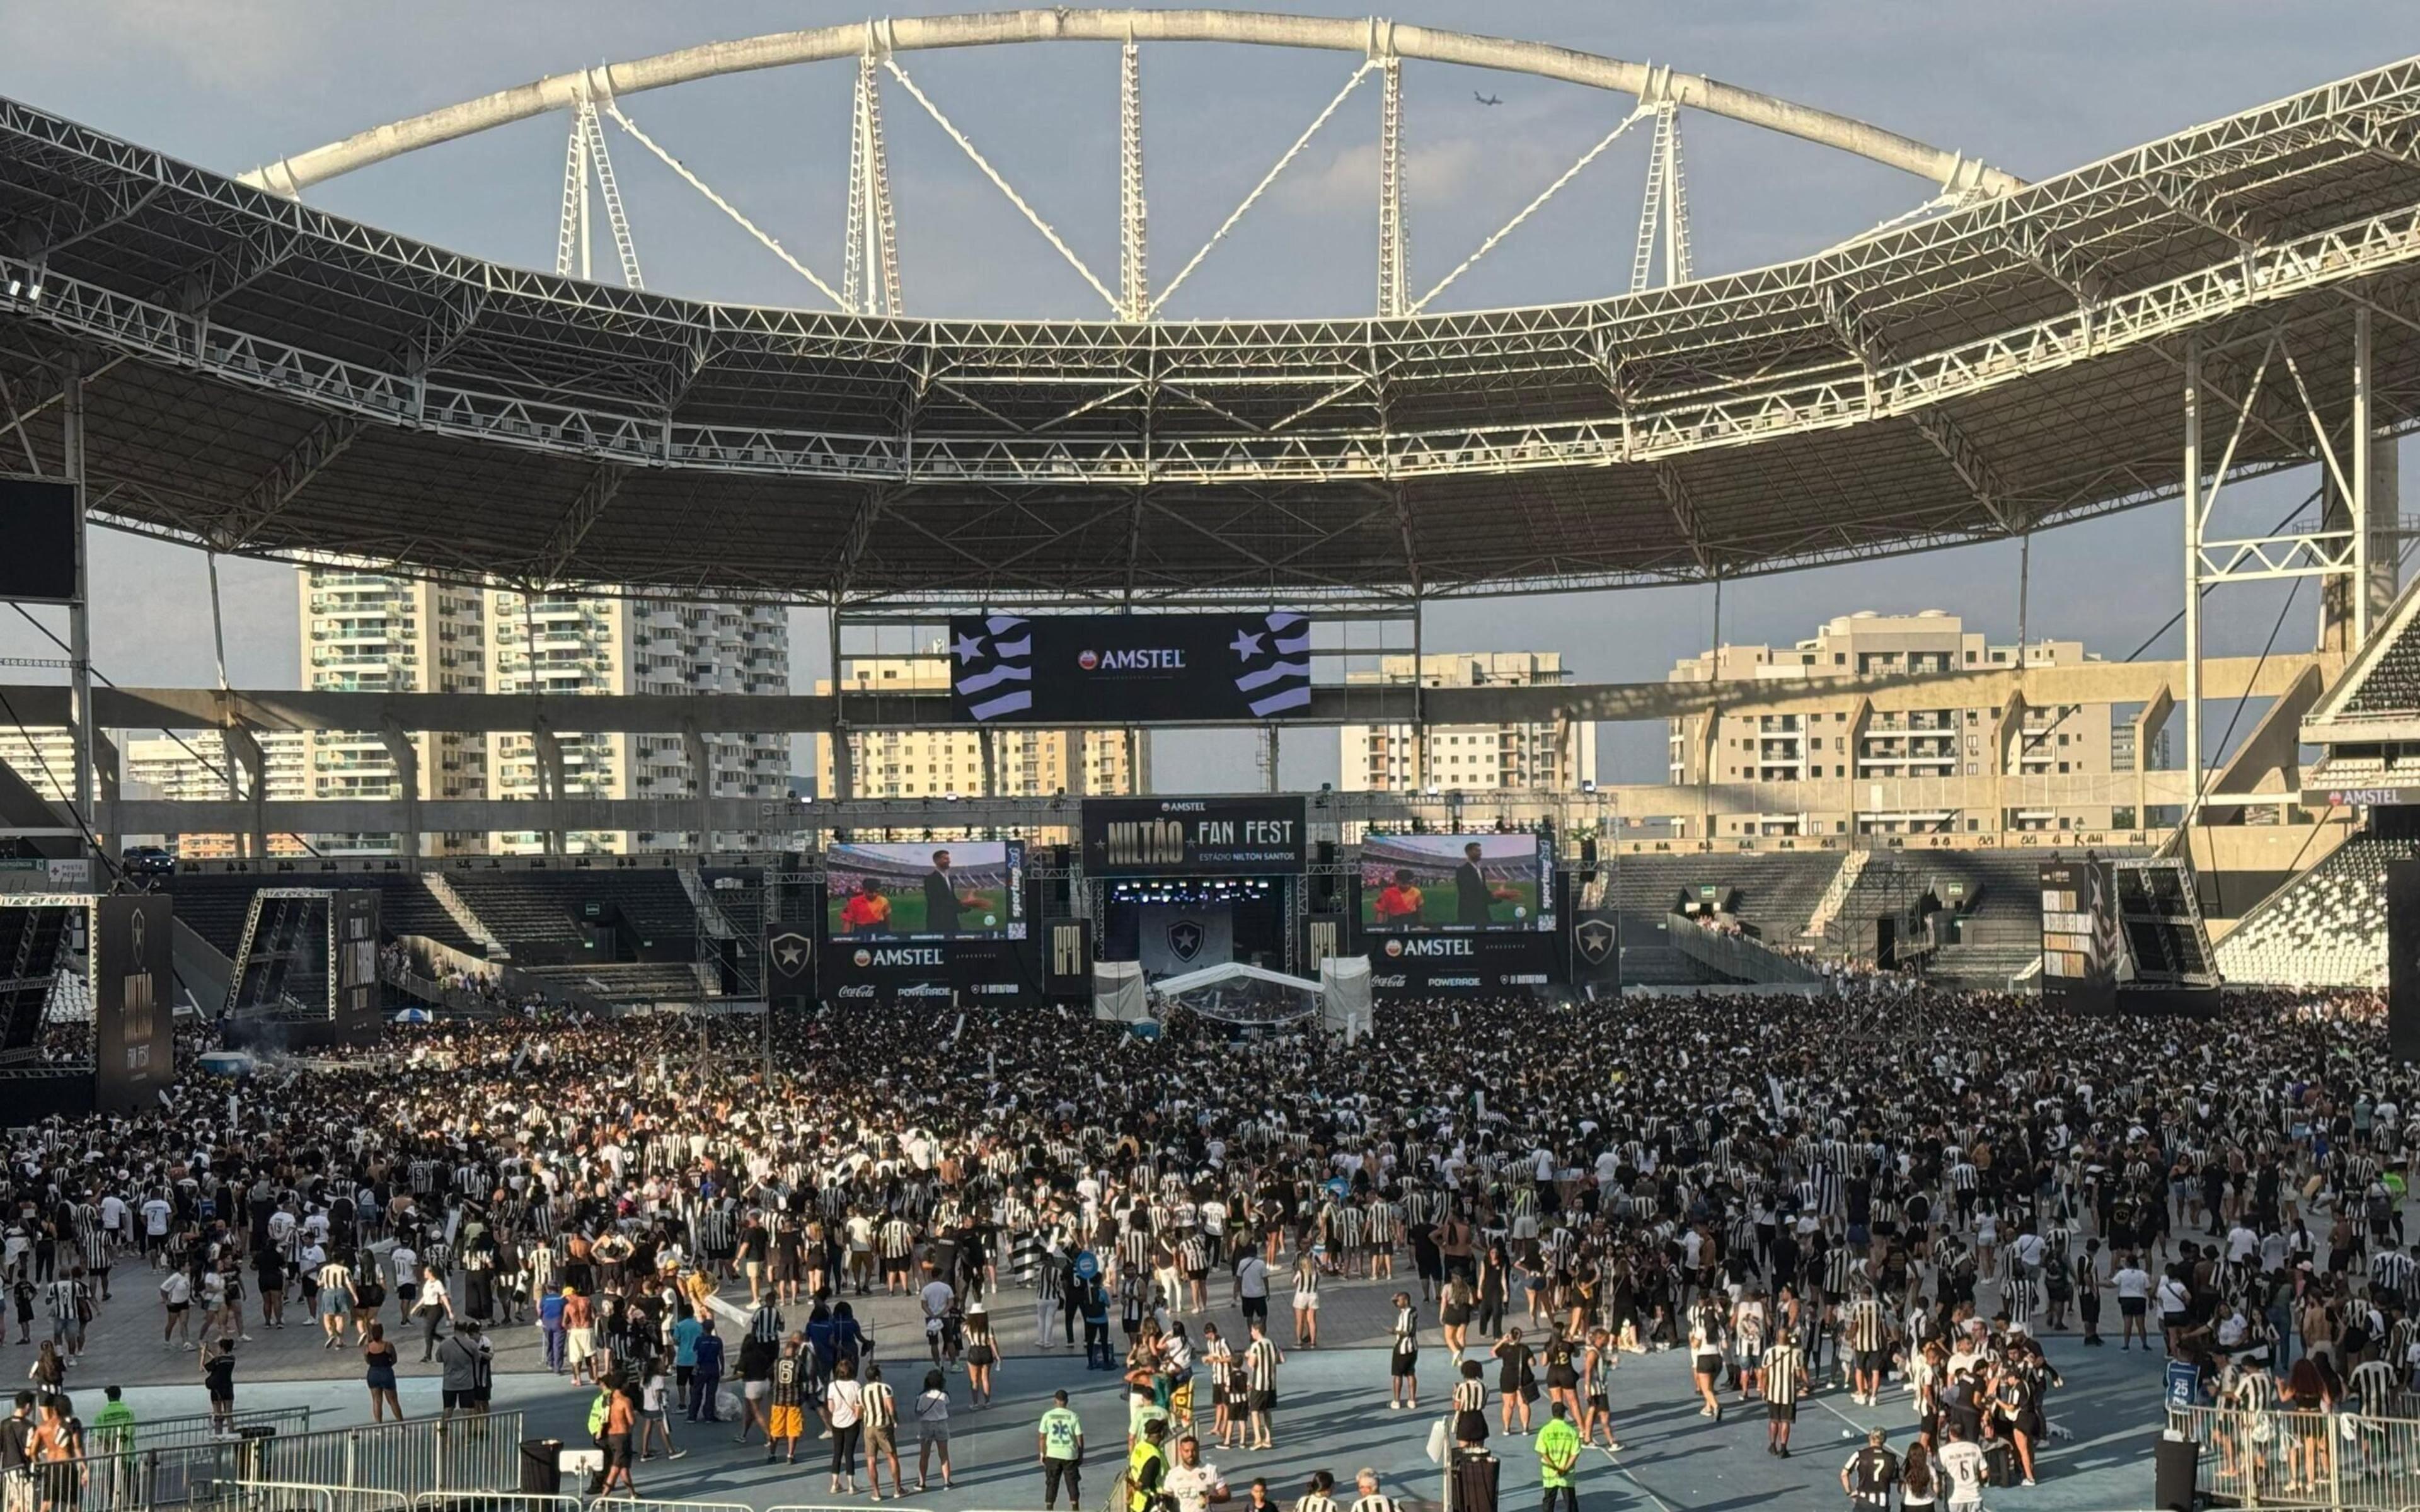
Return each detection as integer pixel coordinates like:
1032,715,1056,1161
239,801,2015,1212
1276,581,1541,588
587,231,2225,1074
950,613,1312,723
817,928,1037,1004
1363,930,1559,996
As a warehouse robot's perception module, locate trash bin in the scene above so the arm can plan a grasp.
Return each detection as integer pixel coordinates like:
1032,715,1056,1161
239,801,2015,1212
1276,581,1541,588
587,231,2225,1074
233,1423,277,1482
519,1438,563,1496
2152,1429,2197,1512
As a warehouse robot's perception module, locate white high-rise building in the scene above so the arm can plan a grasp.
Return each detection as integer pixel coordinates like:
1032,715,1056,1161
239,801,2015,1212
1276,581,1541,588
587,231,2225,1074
296,570,488,856
1339,652,1595,794
122,732,309,859
485,590,791,854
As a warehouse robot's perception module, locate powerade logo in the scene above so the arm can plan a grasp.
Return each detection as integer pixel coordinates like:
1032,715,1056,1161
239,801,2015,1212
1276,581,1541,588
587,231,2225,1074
1386,937,1474,958
897,983,952,999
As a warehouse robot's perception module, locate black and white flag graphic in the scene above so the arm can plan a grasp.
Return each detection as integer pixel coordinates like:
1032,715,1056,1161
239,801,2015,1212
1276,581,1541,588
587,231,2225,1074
1230,611,1312,716
947,612,1315,724
951,614,1035,721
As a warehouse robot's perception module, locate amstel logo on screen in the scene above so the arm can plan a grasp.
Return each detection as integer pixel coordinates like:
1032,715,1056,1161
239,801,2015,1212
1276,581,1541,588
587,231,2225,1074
1078,650,1100,670
853,948,872,967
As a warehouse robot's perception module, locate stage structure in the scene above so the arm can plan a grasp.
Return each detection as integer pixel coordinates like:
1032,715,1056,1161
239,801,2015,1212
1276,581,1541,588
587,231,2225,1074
0,892,171,1119
224,888,382,1047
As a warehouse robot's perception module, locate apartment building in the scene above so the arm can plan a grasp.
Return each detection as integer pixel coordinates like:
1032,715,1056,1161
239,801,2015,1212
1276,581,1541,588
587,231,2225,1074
813,653,1143,801
1338,652,1596,794
297,570,488,856
122,732,309,859
1664,609,2121,837
485,590,792,854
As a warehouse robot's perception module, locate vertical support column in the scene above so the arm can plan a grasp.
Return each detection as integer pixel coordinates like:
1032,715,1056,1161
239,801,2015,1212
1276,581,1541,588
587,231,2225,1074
1408,593,1427,791
2182,336,2204,825
1064,730,1088,797
221,726,267,865
980,728,997,798
682,719,712,854
1265,726,1281,793
1119,36,1148,321
63,361,94,856
827,608,854,805
532,726,568,857
1376,53,1408,318
2353,303,2374,650
378,722,422,862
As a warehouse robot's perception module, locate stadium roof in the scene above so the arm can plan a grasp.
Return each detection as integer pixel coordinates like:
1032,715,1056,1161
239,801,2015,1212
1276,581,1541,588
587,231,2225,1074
3,57,2420,604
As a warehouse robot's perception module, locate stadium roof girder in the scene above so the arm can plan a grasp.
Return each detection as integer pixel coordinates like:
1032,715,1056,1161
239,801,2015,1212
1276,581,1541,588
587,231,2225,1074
1,60,2419,600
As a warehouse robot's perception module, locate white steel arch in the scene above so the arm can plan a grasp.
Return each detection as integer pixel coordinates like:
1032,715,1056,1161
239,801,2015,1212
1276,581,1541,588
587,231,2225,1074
239,12,2020,200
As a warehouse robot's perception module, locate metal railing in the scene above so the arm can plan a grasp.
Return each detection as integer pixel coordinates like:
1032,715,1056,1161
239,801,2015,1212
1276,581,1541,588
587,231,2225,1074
2169,1402,2420,1509
412,1496,583,1512
120,1408,313,1453
200,1482,409,1512
54,1411,525,1512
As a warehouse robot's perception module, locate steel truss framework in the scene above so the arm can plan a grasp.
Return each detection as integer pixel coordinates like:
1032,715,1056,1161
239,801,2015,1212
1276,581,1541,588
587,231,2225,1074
1,50,2419,603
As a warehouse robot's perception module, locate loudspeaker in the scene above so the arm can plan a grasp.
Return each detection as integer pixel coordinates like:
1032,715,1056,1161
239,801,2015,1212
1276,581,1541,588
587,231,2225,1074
2390,861,2420,1062
1578,837,1598,883
1875,915,1898,971
2152,1431,2196,1512
1313,840,1337,907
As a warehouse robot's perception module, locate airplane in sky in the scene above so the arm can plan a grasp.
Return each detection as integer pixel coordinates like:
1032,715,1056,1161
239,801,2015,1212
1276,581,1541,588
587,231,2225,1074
1473,91,1502,106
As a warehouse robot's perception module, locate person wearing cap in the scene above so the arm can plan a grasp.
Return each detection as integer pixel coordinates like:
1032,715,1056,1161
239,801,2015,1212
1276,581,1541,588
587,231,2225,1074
1842,1427,1898,1511
1126,1416,1170,1512
1533,1403,1580,1512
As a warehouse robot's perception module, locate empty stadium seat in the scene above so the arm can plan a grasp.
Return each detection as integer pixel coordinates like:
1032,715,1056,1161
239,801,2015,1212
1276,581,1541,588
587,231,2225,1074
2215,834,2416,988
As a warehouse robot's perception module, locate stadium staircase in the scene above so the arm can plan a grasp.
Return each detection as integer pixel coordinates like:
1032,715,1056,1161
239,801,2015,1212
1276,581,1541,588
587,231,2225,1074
2214,833,2416,988
422,873,501,955
1799,850,1870,942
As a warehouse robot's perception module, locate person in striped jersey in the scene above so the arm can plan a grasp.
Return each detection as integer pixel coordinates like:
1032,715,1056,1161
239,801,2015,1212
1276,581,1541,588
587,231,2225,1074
1841,1287,1893,1405
1760,1327,1806,1459
1385,1293,1419,1411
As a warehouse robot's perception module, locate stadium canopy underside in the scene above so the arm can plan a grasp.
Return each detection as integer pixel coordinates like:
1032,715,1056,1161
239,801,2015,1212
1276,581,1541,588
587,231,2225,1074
4,57,2420,605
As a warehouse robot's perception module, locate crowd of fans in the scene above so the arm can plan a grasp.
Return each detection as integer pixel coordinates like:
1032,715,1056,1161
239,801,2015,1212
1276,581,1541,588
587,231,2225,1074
0,985,2405,1506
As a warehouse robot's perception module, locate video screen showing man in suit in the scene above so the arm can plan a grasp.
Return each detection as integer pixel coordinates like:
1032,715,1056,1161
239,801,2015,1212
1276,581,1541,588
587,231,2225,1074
1359,833,1545,932
827,842,1015,939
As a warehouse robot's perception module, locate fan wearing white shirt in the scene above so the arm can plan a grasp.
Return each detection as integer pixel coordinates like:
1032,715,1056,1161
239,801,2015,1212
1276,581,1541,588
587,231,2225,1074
2111,1256,2153,1351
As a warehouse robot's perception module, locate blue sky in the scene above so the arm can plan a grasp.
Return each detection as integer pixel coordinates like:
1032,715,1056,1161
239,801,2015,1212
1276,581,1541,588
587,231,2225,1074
1,2,2411,787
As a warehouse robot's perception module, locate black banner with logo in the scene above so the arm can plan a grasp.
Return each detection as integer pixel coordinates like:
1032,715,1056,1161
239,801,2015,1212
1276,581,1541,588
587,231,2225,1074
333,890,381,1043
1082,796,1308,878
2039,859,2120,1015
1568,910,1622,997
1364,931,1560,997
767,880,822,1008
1042,919,1092,1003
949,613,1313,724
820,935,1038,1007
94,895,171,1114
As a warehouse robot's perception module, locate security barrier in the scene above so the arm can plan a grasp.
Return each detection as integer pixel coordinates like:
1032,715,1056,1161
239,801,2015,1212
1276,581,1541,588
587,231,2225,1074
198,1482,410,1512
52,1411,527,1512
2169,1402,2420,1509
125,1409,314,1453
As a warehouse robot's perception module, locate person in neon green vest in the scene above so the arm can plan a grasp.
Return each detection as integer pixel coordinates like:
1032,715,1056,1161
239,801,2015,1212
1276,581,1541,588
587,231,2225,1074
1533,1400,1581,1512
